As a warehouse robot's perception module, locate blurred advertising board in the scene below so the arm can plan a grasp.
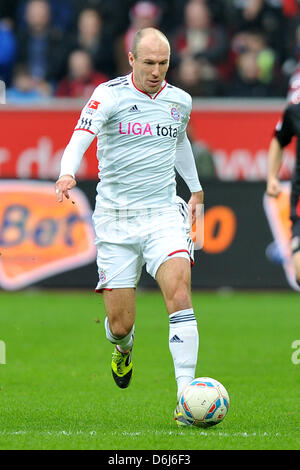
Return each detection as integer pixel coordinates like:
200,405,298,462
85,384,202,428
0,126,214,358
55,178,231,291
189,101,296,181
0,180,96,290
0,100,295,181
0,107,98,180
0,179,296,291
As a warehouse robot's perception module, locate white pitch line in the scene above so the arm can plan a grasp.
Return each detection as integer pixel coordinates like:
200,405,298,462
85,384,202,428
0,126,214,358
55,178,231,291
0,430,281,438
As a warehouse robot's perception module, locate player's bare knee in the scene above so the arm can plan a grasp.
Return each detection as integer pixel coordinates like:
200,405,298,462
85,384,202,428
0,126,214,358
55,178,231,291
167,286,192,313
109,317,133,339
173,294,192,312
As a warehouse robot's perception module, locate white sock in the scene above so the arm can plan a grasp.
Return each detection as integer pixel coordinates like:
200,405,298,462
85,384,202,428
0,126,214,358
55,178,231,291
104,317,134,352
169,308,199,400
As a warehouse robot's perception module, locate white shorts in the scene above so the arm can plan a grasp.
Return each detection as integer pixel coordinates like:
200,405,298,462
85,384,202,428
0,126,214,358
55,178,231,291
93,197,194,292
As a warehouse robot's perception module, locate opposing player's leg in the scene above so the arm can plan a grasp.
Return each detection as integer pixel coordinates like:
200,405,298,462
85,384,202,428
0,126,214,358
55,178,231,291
294,253,300,285
292,251,300,286
103,288,136,388
291,217,300,286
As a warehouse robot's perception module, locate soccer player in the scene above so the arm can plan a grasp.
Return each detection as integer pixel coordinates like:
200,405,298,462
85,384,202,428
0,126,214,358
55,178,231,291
55,27,204,425
266,102,300,286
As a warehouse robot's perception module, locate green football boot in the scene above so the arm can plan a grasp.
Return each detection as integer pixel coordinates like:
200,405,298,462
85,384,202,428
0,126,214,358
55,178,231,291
111,347,133,389
174,403,192,426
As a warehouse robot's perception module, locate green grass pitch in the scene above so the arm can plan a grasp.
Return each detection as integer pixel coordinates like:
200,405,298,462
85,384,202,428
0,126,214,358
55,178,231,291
0,289,299,450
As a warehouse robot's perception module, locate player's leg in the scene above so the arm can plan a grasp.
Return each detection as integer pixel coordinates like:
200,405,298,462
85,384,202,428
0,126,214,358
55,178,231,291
143,203,199,405
103,288,136,389
291,216,300,286
103,288,136,352
155,256,192,313
155,256,199,401
94,239,142,389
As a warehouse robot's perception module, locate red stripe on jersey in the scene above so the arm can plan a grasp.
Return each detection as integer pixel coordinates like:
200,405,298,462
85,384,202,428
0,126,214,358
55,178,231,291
75,128,95,135
153,81,167,99
131,74,167,100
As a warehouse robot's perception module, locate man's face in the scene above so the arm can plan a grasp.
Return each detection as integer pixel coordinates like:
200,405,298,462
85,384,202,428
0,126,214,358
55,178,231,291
26,0,50,32
129,36,170,94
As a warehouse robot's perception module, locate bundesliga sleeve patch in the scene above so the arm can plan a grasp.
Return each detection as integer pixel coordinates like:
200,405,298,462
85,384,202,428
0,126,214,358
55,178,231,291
88,100,100,110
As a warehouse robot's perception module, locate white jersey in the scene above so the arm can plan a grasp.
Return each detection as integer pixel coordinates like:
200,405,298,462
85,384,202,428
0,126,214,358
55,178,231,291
74,73,192,209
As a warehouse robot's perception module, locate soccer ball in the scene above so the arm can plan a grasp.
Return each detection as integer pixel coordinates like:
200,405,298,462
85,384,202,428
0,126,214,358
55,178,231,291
178,377,230,427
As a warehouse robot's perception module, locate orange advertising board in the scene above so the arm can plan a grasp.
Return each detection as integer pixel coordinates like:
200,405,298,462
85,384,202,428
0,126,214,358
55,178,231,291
0,181,96,290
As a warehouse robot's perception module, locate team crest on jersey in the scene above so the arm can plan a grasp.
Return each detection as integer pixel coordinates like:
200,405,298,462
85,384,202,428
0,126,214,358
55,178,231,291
170,104,181,121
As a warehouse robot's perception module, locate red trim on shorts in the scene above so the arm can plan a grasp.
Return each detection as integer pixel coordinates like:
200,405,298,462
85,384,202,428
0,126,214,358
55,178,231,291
168,249,190,257
75,128,95,135
94,287,136,293
95,288,113,294
168,249,194,267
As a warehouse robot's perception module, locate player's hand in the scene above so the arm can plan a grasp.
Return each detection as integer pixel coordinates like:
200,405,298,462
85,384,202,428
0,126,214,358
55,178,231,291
266,177,281,198
188,190,204,226
55,175,76,202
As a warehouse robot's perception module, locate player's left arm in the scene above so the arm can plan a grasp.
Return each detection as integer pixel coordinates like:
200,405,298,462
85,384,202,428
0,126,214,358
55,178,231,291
175,131,203,225
266,137,284,197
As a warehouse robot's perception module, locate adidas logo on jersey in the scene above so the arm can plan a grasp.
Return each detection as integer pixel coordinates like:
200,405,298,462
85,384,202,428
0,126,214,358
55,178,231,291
129,105,140,113
170,335,184,343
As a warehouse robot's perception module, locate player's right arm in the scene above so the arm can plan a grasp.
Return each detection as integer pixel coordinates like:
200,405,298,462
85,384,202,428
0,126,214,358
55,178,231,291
55,130,95,202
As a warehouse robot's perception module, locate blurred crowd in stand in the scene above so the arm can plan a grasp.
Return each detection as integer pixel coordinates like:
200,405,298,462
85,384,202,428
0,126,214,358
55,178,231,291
2,0,300,103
